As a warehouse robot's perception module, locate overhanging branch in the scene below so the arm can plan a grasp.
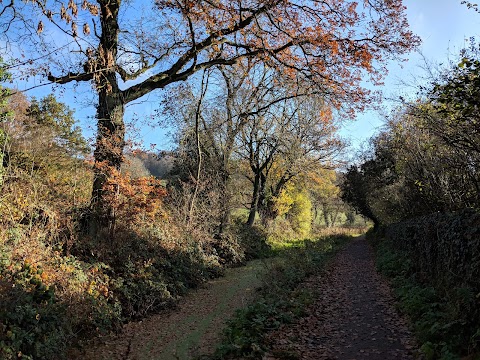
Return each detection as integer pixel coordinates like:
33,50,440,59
122,57,241,103
48,71,93,84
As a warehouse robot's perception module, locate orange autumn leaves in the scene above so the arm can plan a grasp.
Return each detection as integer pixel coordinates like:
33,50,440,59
29,0,418,126
151,0,419,114
99,162,168,227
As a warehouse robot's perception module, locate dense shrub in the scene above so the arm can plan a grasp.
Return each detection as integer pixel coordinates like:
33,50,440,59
0,211,243,358
232,223,271,260
383,209,480,297
373,210,480,359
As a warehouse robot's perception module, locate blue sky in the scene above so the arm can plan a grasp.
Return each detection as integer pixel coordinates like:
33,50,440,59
17,1,480,154
339,0,480,151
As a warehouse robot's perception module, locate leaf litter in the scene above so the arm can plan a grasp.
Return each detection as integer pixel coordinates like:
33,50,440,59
264,236,418,360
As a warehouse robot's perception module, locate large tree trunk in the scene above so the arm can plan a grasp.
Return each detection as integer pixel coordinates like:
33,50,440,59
90,0,124,233
91,87,125,231
258,173,273,225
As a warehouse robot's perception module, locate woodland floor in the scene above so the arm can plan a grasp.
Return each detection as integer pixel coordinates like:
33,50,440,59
265,236,418,360
72,237,418,360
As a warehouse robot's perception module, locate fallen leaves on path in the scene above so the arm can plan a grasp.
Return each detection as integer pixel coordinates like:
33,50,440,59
265,236,417,360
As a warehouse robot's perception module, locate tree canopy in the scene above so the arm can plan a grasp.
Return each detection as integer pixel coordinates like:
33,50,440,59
0,0,419,228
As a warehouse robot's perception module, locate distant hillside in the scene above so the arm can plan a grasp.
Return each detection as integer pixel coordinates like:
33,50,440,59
122,151,175,178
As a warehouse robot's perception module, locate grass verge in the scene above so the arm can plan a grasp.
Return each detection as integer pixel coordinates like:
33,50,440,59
210,233,353,359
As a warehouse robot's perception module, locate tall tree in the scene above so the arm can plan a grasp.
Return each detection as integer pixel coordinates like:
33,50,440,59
0,0,419,228
239,95,342,225
166,61,321,233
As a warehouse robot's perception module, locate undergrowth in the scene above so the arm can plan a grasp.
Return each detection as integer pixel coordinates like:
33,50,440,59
211,233,353,359
0,211,254,359
371,233,480,360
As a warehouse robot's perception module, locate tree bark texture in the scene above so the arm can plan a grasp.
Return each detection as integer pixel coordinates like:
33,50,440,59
90,0,125,232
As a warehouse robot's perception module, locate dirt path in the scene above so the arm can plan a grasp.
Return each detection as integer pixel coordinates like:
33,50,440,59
266,236,417,360
74,259,268,360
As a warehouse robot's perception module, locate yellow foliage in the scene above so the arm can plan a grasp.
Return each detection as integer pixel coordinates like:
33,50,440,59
273,182,295,216
273,183,313,239
288,188,313,238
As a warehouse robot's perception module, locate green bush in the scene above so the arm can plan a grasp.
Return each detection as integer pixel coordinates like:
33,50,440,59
82,228,227,320
211,233,246,266
0,263,69,360
233,223,271,260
